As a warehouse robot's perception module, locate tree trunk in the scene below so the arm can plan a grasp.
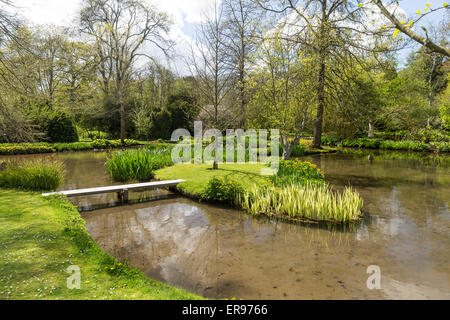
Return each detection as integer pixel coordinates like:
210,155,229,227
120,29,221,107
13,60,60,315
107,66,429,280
368,120,374,138
213,141,218,170
312,59,326,148
119,88,125,145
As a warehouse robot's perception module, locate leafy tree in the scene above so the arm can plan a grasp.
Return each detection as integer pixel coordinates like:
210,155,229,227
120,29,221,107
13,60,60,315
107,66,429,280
246,29,315,159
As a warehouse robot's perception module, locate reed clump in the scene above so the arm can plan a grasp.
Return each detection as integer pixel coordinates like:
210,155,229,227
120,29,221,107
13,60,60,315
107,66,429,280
106,148,173,182
0,158,64,190
239,183,363,223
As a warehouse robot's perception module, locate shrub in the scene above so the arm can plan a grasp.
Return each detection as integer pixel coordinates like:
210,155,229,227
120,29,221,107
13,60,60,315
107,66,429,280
321,135,340,147
239,183,363,223
0,158,64,190
87,130,108,140
290,144,306,157
271,159,324,186
431,141,450,153
92,139,119,149
341,138,381,149
379,140,431,152
43,111,79,143
106,148,173,182
92,139,140,149
0,145,55,155
202,177,244,205
419,129,449,143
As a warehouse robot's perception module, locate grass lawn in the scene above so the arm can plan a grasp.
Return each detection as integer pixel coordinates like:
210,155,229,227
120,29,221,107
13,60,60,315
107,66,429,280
0,189,202,300
155,163,271,197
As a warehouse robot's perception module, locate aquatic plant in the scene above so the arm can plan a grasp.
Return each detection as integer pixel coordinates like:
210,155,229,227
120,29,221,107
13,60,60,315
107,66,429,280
271,159,324,186
106,147,173,182
0,158,64,190
202,177,244,206
239,183,363,223
379,140,431,152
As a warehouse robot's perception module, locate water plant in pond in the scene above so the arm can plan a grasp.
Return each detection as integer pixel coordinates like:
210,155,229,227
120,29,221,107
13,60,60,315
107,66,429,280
271,159,324,186
202,177,244,206
239,183,363,223
0,158,64,190
106,148,173,182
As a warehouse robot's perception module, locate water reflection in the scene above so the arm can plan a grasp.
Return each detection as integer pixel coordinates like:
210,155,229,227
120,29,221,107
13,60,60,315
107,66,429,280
1,150,449,299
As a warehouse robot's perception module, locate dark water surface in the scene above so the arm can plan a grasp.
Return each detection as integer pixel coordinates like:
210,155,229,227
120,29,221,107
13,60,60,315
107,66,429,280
1,150,449,299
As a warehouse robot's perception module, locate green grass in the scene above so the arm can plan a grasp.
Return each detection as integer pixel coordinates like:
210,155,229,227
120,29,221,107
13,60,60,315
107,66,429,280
0,159,64,191
155,163,270,198
0,189,202,300
106,148,173,182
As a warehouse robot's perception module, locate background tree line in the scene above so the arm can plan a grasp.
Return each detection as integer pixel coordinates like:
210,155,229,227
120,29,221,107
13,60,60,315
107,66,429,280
0,0,448,160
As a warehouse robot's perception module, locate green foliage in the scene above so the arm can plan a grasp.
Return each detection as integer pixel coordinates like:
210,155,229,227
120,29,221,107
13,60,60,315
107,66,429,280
239,183,363,223
379,140,431,152
340,137,437,152
42,111,79,143
440,75,450,129
419,128,449,143
341,138,381,149
290,144,306,157
202,177,244,206
85,130,108,140
271,159,324,187
91,139,121,149
0,144,55,155
0,159,64,190
106,147,173,182
150,108,172,140
321,134,340,147
0,140,141,155
92,139,140,149
50,142,94,152
430,141,450,153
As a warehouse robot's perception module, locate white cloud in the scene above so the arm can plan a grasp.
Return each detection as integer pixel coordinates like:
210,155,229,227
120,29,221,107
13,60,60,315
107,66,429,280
12,0,81,27
8,0,218,75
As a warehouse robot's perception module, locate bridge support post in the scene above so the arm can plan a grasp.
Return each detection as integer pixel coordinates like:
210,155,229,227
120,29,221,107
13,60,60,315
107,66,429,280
116,189,129,203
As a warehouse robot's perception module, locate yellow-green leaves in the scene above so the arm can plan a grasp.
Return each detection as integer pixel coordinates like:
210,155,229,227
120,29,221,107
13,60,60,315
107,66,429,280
393,29,400,38
416,10,422,14
444,3,448,8
357,3,364,8
406,21,414,28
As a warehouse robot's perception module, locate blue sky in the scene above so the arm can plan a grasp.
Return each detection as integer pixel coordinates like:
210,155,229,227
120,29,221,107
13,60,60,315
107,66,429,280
9,0,449,72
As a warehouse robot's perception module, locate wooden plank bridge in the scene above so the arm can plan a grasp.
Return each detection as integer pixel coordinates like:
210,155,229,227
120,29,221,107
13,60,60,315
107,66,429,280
42,179,185,202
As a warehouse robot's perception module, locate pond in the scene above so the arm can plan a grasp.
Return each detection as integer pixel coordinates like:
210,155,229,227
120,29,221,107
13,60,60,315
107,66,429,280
1,150,449,299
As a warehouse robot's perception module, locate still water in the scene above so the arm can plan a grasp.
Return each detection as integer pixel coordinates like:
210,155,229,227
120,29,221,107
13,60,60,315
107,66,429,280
2,150,449,299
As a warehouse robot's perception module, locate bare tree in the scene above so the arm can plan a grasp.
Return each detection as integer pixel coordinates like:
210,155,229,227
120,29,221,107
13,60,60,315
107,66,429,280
79,0,173,143
222,0,263,127
188,0,235,169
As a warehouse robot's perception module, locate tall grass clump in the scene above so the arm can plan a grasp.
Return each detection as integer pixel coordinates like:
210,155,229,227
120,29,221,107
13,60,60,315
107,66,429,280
239,183,363,223
106,148,173,182
0,159,64,190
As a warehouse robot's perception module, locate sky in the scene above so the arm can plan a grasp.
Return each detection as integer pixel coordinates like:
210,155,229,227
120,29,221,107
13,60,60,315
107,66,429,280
7,0,449,72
